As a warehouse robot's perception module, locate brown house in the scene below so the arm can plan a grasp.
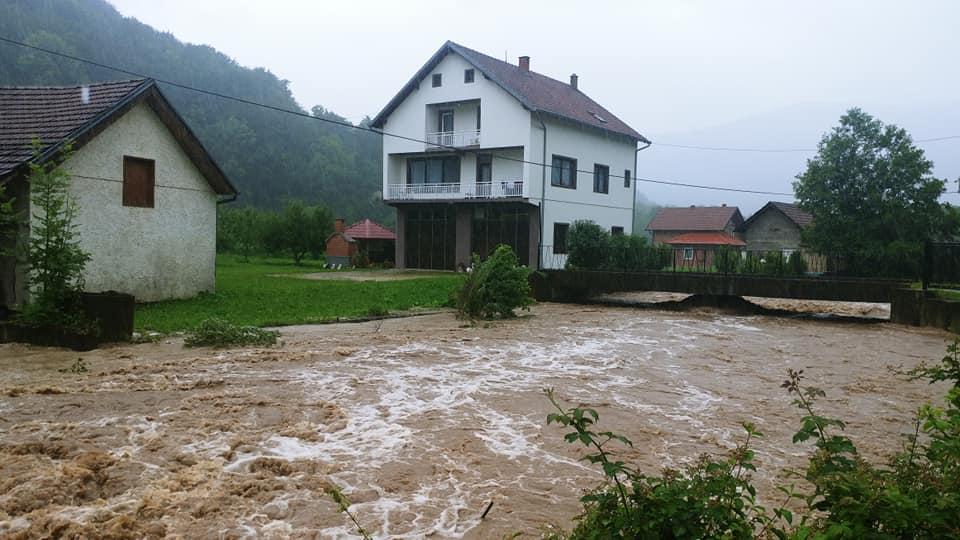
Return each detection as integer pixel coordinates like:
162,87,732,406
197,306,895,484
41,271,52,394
646,205,744,246
325,218,396,267
737,201,813,254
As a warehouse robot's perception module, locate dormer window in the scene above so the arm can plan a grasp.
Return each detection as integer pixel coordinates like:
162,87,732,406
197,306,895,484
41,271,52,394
432,73,442,87
589,111,607,123
464,69,475,83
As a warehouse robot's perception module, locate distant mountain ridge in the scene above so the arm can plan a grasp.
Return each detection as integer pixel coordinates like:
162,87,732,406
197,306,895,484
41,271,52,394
0,0,387,223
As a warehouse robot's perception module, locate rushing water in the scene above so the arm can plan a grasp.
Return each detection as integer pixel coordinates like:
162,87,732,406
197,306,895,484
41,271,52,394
0,304,952,538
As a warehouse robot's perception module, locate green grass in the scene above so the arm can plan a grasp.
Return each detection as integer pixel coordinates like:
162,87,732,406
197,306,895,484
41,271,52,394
135,255,463,333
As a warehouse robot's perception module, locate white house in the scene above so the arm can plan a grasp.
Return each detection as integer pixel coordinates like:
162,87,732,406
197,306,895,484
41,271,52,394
371,41,649,270
0,79,237,305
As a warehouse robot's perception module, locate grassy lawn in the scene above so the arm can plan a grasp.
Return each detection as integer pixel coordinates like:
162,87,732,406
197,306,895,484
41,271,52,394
135,255,463,333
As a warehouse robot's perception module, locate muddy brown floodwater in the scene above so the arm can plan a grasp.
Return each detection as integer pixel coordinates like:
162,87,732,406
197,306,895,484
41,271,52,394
0,304,953,539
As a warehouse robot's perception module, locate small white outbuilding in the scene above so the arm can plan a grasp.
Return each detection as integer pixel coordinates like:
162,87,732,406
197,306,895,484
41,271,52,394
0,79,237,306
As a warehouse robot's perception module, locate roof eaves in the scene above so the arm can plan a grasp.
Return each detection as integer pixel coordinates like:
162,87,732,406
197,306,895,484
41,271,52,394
537,108,646,143
12,79,154,179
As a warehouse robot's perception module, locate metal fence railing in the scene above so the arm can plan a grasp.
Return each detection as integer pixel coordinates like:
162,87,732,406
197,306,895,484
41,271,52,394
540,245,935,281
923,241,960,290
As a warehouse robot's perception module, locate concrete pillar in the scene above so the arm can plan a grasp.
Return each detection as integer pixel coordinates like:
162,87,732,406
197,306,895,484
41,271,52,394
455,205,472,269
394,206,406,269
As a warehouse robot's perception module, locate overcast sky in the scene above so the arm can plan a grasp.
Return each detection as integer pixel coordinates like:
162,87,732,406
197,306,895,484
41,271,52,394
108,0,960,209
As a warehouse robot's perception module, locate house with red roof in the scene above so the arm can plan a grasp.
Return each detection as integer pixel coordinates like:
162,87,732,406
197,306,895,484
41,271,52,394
325,218,396,267
646,205,744,246
372,41,648,270
646,205,745,270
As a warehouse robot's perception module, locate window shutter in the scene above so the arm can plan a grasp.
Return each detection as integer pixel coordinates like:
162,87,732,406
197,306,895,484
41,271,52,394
123,156,155,208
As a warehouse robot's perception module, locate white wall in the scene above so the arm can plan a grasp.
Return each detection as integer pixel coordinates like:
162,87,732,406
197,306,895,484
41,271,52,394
532,117,637,268
48,101,218,302
381,52,532,189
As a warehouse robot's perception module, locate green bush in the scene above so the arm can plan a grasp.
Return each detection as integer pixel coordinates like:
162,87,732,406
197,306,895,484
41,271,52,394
456,244,533,320
184,318,279,348
545,340,960,539
566,220,611,270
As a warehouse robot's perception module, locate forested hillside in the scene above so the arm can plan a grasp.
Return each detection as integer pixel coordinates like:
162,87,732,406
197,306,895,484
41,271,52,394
0,0,387,223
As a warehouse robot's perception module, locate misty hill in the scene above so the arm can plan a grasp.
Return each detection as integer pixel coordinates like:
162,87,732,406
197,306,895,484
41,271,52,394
0,0,386,223
638,102,960,216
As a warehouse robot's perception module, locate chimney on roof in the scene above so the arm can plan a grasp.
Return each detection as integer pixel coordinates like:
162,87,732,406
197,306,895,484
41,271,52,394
569,73,578,89
335,218,345,233
519,56,530,71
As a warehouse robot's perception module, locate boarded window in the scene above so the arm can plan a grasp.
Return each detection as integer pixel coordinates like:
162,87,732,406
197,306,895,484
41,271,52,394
123,156,155,208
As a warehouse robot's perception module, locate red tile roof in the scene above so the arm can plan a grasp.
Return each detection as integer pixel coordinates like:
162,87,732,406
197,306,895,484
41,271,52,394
647,206,744,231
344,219,395,240
371,41,646,142
665,232,746,246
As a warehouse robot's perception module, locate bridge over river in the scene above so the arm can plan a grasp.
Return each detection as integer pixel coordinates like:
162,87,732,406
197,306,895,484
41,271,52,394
532,270,907,304
531,270,959,332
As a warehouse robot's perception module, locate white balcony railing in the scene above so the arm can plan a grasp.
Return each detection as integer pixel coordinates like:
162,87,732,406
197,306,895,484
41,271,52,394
387,180,524,201
425,129,481,148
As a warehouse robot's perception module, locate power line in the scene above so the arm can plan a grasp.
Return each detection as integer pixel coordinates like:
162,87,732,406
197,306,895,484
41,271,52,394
652,135,960,154
0,35,790,196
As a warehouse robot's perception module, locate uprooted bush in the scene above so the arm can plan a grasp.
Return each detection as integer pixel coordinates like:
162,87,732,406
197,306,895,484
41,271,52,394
183,318,280,348
455,244,533,320
544,339,960,539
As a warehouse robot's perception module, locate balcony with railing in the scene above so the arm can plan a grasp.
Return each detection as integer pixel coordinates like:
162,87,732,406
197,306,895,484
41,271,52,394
425,129,481,148
387,180,524,201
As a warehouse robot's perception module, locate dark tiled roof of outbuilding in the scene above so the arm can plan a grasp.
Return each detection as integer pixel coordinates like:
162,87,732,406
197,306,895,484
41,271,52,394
0,79,147,177
646,206,744,232
0,79,236,195
738,201,813,231
371,41,647,142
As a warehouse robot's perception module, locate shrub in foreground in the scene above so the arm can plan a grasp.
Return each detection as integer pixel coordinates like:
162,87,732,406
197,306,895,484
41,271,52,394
456,244,533,320
184,318,279,348
544,340,960,539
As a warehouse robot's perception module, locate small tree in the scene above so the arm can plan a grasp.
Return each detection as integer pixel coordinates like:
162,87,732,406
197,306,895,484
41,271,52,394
270,200,332,265
218,206,264,261
566,220,610,270
714,245,739,273
456,244,533,319
20,143,92,330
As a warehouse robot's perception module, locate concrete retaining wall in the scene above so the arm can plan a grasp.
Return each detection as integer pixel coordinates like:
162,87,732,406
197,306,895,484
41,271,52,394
890,289,960,333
